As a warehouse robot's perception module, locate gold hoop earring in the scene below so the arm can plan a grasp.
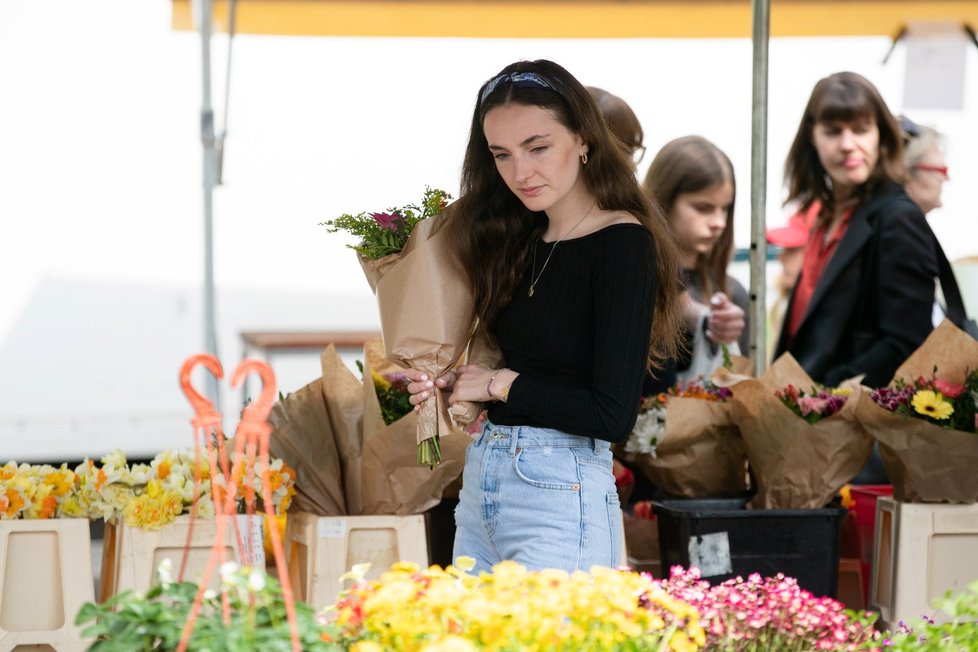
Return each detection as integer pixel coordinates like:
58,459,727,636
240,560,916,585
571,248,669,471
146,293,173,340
581,152,588,165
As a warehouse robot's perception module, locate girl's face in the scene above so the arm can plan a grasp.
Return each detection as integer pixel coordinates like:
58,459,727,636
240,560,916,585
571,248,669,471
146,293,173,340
811,118,880,197
669,180,733,264
905,141,948,215
483,103,587,215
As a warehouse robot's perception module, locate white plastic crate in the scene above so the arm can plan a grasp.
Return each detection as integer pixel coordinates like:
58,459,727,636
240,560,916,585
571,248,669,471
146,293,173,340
0,519,94,652
285,512,428,610
99,514,264,602
870,497,978,628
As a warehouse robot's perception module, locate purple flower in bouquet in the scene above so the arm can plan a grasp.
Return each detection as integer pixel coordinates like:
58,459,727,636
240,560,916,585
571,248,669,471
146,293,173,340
369,211,405,231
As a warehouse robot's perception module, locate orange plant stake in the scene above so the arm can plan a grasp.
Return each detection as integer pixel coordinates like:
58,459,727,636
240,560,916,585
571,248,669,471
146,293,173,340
178,354,237,624
177,359,301,652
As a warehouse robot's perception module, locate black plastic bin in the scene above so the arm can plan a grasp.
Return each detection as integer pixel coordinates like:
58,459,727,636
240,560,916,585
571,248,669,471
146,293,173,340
653,497,845,598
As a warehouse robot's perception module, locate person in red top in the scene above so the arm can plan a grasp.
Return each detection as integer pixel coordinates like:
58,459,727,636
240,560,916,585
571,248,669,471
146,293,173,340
773,72,939,390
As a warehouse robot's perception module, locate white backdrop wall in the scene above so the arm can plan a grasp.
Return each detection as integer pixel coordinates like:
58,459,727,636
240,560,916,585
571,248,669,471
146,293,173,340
1,0,975,460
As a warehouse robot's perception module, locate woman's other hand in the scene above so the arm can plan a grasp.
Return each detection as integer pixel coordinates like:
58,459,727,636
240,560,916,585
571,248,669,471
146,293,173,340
706,292,745,345
449,365,518,405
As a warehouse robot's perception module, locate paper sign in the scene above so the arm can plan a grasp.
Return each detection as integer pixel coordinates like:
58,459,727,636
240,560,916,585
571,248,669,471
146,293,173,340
688,532,733,577
903,22,967,110
234,514,265,567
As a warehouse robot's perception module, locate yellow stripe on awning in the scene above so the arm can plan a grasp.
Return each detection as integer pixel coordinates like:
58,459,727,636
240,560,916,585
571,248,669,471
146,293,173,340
171,1,978,39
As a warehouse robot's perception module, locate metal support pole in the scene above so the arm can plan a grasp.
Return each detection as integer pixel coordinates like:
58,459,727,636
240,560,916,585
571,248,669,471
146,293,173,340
200,0,221,407
749,0,770,376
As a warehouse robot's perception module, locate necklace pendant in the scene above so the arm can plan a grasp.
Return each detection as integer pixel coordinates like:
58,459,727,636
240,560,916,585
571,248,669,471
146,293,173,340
528,286,535,298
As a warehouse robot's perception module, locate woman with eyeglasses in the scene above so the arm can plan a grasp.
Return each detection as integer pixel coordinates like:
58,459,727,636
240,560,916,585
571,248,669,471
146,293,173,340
773,72,940,392
403,60,685,573
901,117,950,216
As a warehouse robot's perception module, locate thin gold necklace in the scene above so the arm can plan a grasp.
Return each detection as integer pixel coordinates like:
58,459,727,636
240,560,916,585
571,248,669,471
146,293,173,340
528,201,596,298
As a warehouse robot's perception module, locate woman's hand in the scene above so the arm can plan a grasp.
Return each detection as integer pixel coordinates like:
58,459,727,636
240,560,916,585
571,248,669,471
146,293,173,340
449,365,518,404
404,368,457,411
705,292,745,345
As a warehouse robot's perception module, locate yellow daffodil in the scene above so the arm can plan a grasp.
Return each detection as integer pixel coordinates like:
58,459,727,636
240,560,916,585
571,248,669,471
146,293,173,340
912,389,954,420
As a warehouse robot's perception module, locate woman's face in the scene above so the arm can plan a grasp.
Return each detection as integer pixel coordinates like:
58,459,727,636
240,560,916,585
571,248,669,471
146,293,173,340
905,141,948,215
483,103,586,214
669,180,733,264
811,118,880,196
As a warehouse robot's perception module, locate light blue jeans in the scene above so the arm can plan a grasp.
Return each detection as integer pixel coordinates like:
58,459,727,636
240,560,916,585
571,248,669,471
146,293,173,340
453,419,622,574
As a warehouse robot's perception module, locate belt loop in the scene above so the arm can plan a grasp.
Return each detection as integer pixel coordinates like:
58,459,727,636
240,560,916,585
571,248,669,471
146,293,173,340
509,427,520,457
592,437,602,453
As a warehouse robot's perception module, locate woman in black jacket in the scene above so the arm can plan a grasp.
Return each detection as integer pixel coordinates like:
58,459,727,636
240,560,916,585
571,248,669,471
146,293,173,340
774,72,938,389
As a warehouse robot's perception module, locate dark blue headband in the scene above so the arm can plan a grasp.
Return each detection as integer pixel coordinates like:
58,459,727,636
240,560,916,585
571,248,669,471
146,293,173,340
479,71,559,106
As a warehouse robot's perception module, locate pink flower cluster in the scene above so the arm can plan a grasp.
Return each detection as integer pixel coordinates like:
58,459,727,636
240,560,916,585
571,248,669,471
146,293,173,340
654,566,881,651
776,384,848,424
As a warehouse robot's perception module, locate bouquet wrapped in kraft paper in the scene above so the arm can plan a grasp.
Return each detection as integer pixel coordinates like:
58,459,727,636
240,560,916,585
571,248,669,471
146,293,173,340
617,393,748,498
729,353,872,509
359,204,484,466
361,339,470,515
267,345,359,516
616,357,753,498
853,319,978,503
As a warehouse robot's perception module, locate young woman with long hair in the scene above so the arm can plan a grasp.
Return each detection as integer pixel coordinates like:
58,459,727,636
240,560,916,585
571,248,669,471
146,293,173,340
404,59,684,573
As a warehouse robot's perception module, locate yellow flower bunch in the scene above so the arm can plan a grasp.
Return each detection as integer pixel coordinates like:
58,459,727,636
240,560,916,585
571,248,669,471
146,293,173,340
0,461,85,519
212,453,297,515
329,560,705,652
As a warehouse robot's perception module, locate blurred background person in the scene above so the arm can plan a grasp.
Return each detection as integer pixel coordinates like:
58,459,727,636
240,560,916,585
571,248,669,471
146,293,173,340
765,202,817,361
644,135,748,383
901,116,949,216
587,86,646,172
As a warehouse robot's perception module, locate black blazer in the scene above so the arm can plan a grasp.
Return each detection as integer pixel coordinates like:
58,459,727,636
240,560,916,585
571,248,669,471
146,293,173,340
774,183,938,388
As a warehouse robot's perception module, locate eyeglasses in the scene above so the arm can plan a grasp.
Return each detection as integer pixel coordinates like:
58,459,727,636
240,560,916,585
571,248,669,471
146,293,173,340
632,145,646,165
913,163,949,180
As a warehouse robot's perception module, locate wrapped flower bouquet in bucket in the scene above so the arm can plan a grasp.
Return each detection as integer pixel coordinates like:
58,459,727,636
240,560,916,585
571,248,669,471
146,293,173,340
617,380,748,498
728,353,872,509
853,319,978,503
322,189,486,467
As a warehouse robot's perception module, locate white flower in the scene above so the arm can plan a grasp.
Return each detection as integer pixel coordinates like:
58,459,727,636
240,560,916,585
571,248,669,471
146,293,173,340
247,569,266,592
624,405,667,456
157,558,174,586
219,561,239,580
203,588,218,600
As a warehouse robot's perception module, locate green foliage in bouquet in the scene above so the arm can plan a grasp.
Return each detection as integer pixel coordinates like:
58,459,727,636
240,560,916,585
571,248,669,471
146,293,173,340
320,187,452,260
882,580,978,650
76,560,342,652
357,360,413,426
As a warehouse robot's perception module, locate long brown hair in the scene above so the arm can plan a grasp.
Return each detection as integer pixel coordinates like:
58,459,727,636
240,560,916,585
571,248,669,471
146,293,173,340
586,86,644,162
784,71,906,226
445,59,684,369
643,135,735,298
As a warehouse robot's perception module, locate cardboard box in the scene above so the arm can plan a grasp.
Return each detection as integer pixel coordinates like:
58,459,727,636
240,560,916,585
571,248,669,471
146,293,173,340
99,514,264,602
0,518,94,651
285,512,428,610
870,497,978,629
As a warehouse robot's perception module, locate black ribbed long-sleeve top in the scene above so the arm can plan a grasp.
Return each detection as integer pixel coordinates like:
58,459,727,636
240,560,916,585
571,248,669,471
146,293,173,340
487,223,657,444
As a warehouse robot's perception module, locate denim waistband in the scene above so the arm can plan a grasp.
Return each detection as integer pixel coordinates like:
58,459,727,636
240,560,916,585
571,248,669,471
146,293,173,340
482,420,610,454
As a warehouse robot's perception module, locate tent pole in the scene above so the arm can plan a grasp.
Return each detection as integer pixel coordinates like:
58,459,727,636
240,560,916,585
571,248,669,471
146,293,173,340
749,0,771,375
200,0,221,406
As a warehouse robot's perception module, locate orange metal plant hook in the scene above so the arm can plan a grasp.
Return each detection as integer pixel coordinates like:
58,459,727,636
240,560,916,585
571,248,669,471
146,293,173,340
179,354,224,426
231,358,277,421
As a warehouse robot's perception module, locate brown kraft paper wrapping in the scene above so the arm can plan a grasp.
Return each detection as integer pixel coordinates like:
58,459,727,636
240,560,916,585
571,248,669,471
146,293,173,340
268,378,347,516
618,398,747,498
730,353,872,509
359,207,481,448
361,340,471,515
853,320,978,503
321,344,365,515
